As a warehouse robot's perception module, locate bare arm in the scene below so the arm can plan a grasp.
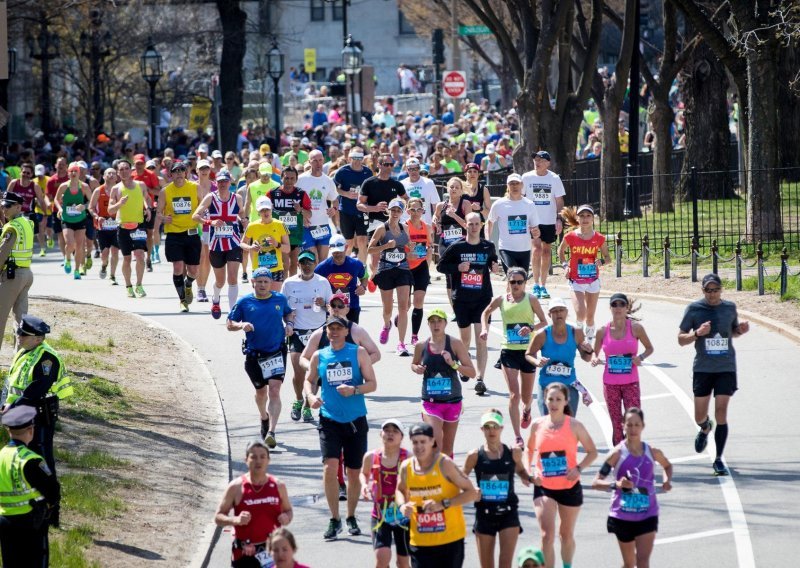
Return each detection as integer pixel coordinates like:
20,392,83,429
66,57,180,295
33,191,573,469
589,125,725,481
276,480,293,525
530,296,548,331
354,325,381,364
214,480,247,527
440,457,479,507
632,322,654,366
480,296,502,338
356,346,377,394
299,330,323,370
191,193,213,223
450,337,476,379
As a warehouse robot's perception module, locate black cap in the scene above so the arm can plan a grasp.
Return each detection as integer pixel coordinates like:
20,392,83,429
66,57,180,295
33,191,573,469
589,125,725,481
702,273,722,288
609,292,629,305
325,315,349,328
533,150,551,161
171,162,187,172
409,422,434,438
1,192,23,206
17,315,50,337
2,406,37,429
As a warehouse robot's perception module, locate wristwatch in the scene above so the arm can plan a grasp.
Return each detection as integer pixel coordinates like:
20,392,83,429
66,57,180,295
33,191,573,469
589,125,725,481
441,498,451,510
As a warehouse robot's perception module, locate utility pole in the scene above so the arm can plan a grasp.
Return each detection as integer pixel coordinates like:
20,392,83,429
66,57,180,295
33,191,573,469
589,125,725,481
450,0,461,119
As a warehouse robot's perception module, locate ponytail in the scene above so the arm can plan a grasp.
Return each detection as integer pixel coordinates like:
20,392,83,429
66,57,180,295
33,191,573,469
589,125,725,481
560,206,580,229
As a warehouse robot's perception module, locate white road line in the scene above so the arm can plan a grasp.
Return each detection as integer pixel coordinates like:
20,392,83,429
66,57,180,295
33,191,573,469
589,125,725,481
642,363,755,568
670,453,711,464
640,392,675,401
655,528,735,545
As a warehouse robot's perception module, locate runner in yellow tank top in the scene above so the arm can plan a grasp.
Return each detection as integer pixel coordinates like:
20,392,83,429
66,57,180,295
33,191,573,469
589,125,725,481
396,422,478,568
107,161,150,298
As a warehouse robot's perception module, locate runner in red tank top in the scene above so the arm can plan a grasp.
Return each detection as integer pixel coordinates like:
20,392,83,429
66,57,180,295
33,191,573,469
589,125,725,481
89,168,121,283
406,197,433,346
215,441,293,567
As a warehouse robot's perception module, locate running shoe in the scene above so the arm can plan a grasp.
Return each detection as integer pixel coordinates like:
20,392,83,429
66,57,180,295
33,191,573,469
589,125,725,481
73,270,81,280
47,237,54,249
146,259,153,272
712,458,729,476
324,518,343,540
539,287,551,299
532,284,542,299
93,250,100,259
302,407,314,423
184,281,194,304
85,256,93,270
211,301,221,320
197,289,208,302
410,334,419,346
393,315,398,328
79,266,87,276
180,301,189,313
367,278,377,293
241,271,248,283
135,285,146,298
152,251,161,264
397,342,410,357
64,260,71,274
126,286,136,298
494,358,502,369
585,325,596,341
694,419,714,453
290,400,303,422
110,275,118,286
261,418,270,441
338,483,347,502
379,324,391,345
521,407,532,429
515,436,525,449
99,265,107,279
475,378,487,395
345,516,361,536
265,431,277,449
39,249,45,257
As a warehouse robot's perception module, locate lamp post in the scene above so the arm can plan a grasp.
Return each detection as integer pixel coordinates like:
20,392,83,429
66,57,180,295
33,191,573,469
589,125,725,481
81,9,112,135
341,35,362,128
266,41,285,136
27,14,60,136
139,42,163,155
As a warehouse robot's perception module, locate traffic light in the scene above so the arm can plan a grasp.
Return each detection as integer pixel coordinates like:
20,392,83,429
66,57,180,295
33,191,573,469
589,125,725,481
432,29,445,65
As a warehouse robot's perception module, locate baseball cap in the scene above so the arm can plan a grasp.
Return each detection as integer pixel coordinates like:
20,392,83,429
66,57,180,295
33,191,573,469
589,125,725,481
77,161,89,170
256,196,273,211
609,292,629,305
216,170,232,182
388,198,405,212
251,267,274,279
702,273,722,288
329,234,347,252
1,192,23,206
409,422,434,438
34,164,46,176
465,162,480,171
330,292,350,306
406,157,420,168
197,159,211,170
507,173,523,184
298,250,316,263
517,546,545,567
260,143,271,154
576,204,595,215
427,308,448,321
198,143,209,153
481,411,504,427
381,419,405,433
325,315,349,328
134,154,146,164
548,297,569,312
533,150,551,161
171,161,187,172
64,133,76,143
259,162,273,175
350,151,365,160
145,160,157,169
211,150,223,158
485,144,496,153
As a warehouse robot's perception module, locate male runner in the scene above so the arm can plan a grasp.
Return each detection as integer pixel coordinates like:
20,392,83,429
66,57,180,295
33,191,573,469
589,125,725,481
333,147,373,262
268,166,311,277
107,161,150,298
296,150,338,264
314,235,368,323
88,168,121,284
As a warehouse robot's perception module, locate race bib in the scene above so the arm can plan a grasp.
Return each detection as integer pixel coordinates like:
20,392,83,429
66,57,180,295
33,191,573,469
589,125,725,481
326,361,354,386
385,250,406,264
545,363,571,377
505,324,529,345
172,197,192,215
607,355,633,374
480,477,510,502
425,376,452,397
577,262,597,279
540,451,567,477
66,205,81,217
620,490,650,514
279,213,297,229
258,251,278,269
258,353,285,378
412,243,427,259
460,271,483,289
442,227,463,245
131,229,147,242
416,510,446,533
101,218,119,231
214,224,234,237
254,549,275,568
297,331,312,346
705,336,729,355
507,215,527,235
310,225,331,240
529,184,551,206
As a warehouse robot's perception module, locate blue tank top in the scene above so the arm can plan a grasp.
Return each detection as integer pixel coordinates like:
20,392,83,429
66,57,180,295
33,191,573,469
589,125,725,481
318,342,366,423
539,325,578,386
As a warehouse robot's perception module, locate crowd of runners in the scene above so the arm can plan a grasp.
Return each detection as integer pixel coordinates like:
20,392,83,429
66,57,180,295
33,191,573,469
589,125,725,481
0,141,750,568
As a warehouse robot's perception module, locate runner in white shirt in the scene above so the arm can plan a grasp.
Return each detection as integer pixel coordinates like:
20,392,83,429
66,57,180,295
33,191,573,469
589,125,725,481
486,173,541,274
521,150,565,299
296,150,339,264
400,157,440,224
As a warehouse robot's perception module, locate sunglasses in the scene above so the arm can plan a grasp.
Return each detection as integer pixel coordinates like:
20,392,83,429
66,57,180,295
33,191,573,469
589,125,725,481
509,280,525,285
407,167,420,171
408,207,423,212
610,301,627,308
330,302,346,309
482,424,501,430
380,162,394,166
703,287,721,293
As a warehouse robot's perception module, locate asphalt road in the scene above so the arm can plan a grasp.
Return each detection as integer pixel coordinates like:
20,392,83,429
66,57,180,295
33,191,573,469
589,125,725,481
26,248,800,568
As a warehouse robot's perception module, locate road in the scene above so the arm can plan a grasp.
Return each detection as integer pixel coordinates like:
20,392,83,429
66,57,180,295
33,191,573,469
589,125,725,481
27,250,800,568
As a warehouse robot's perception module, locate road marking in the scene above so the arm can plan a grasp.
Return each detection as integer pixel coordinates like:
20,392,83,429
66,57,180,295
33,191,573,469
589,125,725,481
670,453,710,464
642,363,755,568
655,528,734,545
640,392,675,401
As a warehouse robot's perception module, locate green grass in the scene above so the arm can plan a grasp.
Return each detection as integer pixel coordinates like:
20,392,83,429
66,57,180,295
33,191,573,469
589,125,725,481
50,525,101,568
48,331,114,354
55,448,130,469
721,275,800,302
60,473,126,519
62,376,130,421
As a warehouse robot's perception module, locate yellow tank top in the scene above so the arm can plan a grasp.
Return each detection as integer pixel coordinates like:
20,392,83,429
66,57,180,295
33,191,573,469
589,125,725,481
117,182,145,224
163,181,199,233
406,455,465,547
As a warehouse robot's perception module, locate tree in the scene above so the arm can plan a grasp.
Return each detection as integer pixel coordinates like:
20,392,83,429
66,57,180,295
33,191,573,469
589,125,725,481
216,0,247,152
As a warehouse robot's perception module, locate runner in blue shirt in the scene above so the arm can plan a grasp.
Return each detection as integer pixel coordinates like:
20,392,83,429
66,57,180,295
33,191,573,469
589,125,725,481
314,234,368,323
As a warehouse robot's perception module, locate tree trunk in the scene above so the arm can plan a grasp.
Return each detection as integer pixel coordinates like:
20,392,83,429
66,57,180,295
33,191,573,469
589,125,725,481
512,92,539,174
216,0,247,152
499,53,517,111
650,96,674,212
599,97,625,220
777,43,800,177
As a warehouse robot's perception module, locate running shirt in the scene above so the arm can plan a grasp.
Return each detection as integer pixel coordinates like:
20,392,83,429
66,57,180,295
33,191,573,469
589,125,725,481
11,180,37,214
117,182,145,225
163,181,200,233
333,165,373,217
406,455,466,547
474,445,518,512
232,474,283,546
377,222,410,273
94,185,118,231
228,292,293,354
500,294,536,350
314,256,367,310
370,448,409,521
487,196,540,252
679,299,740,373
360,176,406,227
564,231,606,284
407,220,430,271
601,320,640,385
61,185,87,224
521,169,566,224
438,200,467,247
401,176,440,224
243,220,288,272
533,415,579,491
608,442,659,521
248,179,280,221
420,336,461,403
462,183,487,223
317,342,366,423
268,187,311,246
281,274,333,330
295,172,338,227
436,239,497,303
539,325,578,387
207,191,242,252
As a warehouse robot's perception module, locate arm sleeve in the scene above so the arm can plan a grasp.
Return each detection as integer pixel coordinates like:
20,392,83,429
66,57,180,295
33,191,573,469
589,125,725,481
13,353,60,407
436,243,461,273
23,458,61,506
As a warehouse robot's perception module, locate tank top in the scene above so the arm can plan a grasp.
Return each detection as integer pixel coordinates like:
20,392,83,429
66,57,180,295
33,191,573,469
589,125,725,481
94,185,119,231
163,181,199,233
609,442,659,521
62,184,87,223
318,321,354,349
534,415,579,490
500,293,536,350
463,183,487,223
13,180,36,213
602,320,640,386
420,336,461,403
565,230,606,284
539,325,578,386
208,191,242,252
407,219,429,270
474,445,518,514
118,182,145,225
232,474,283,545
318,342,366,423
406,455,466,547
438,199,465,246
268,187,304,239
370,448,409,520
377,222,410,272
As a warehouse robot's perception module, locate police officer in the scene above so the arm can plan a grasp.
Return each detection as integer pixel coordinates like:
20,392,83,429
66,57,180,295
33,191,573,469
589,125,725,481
0,405,61,567
0,192,35,353
2,315,74,475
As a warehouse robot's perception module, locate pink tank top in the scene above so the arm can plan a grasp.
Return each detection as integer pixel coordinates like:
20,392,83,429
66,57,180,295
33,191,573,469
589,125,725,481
601,320,640,386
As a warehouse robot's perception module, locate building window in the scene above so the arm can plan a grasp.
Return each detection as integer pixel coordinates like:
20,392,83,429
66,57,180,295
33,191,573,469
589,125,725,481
311,0,325,21
313,68,327,82
399,10,416,35
332,0,344,21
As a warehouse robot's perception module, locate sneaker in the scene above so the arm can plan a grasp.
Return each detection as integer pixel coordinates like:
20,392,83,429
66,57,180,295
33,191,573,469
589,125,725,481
211,301,221,320
260,418,270,441
99,265,107,279
39,249,45,257
694,419,714,453
197,289,208,303
393,315,398,328
184,282,194,304
451,313,458,323
146,259,153,272
85,257,93,270
64,260,71,274
324,518,343,540
521,407,532,429
47,237,54,249
290,400,303,422
302,407,314,423
345,516,361,536
93,250,100,259
494,358,502,369
338,483,347,502
585,325,596,341
410,334,419,346
397,342,410,357
475,378,487,395
152,251,161,264
532,284,542,299
180,301,189,312
80,266,87,276
515,436,525,449
379,324,391,345
539,287,550,299
241,271,248,283
367,278,377,293
110,275,118,286
265,431,277,449
73,270,81,280
126,286,136,298
135,285,146,298
712,458,729,476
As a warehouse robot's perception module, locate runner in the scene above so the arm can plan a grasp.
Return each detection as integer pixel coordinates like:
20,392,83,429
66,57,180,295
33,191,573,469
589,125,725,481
516,547,546,568
592,407,673,568
480,268,548,446
591,294,654,446
462,163,491,222
33,164,54,255
244,163,280,222
678,273,749,476
432,178,468,307
237,166,259,283
463,409,529,568
227,268,295,448
406,198,433,344
522,151,566,300
359,419,411,568
194,159,217,301
314,235,368,323
436,212,501,394
88,168,121,284
283,250,332,425
410,308,475,458
396,422,479,568
214,440,293,568
333,147,373,262
524,298,594,417
268,528,311,568
157,160,203,312
303,315,378,540
107,161,150,298
45,157,68,261
296,150,338,264
241,196,290,292
400,158,440,225
191,170,246,318
268,166,311,277
6,163,46,255
53,162,92,279
558,204,611,341
525,382,598,568
131,153,162,269
486,173,541,276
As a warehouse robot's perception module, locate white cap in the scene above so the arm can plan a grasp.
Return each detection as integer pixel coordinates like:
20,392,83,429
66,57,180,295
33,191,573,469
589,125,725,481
145,160,157,169
197,159,211,169
381,418,405,433
329,234,347,252
485,144,496,153
198,143,209,153
406,157,421,167
548,297,569,312
77,160,89,170
34,164,46,176
256,196,273,211
507,173,523,184
211,150,223,158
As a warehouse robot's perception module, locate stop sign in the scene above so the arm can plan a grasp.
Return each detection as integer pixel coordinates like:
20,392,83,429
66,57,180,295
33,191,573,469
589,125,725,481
443,70,467,98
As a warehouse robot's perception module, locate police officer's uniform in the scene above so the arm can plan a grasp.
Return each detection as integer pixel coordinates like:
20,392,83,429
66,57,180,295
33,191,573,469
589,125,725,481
3,315,74,474
0,405,61,567
0,192,35,353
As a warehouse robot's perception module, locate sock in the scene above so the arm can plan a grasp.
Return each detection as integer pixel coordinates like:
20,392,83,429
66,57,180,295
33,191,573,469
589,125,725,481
227,284,239,308
564,564,572,568
714,423,728,459
173,274,186,300
411,308,423,335
212,285,222,303
154,245,160,255
698,417,712,431
185,275,196,289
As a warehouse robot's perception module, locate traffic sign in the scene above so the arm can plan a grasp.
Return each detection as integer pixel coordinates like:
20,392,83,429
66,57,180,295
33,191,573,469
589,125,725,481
458,24,491,36
443,70,467,98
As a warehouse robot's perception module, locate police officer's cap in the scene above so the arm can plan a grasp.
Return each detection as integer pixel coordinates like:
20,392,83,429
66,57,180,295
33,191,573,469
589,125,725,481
2,406,37,429
0,191,23,207
17,315,51,337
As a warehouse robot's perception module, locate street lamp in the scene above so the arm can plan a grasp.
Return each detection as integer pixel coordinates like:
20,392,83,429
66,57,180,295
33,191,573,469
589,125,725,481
139,42,163,155
341,35,362,128
81,9,112,135
27,14,60,135
8,48,17,77
266,41,285,136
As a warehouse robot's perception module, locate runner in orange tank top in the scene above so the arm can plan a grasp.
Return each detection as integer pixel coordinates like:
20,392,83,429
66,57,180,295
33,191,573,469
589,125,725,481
89,168,121,284
406,197,434,345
